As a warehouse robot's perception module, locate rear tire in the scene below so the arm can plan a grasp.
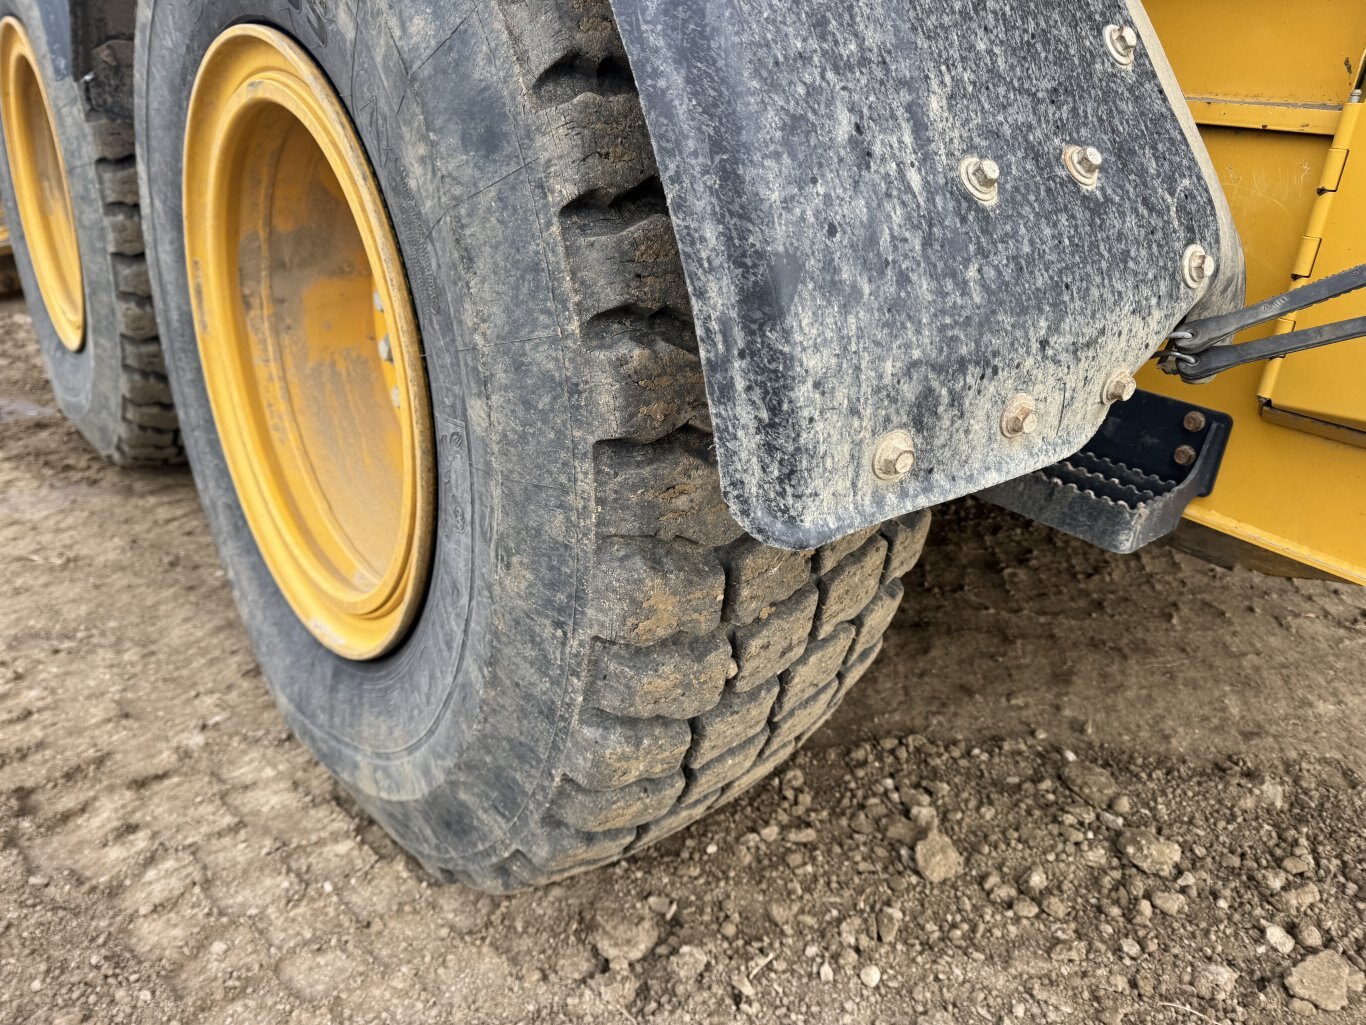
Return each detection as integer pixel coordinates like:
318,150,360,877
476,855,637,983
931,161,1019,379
137,0,930,890
0,3,179,465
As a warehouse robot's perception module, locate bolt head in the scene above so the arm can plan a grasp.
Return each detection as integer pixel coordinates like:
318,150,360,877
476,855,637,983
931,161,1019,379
1001,395,1039,438
1173,444,1198,467
1064,144,1104,187
1102,370,1137,405
1182,410,1208,432
1106,24,1138,65
377,335,394,363
961,156,1001,203
1182,245,1216,288
873,430,916,481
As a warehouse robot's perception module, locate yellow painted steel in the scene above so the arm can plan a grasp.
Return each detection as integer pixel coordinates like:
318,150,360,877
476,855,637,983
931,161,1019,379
183,25,436,660
0,17,84,350
0,207,10,252
1141,0,1366,584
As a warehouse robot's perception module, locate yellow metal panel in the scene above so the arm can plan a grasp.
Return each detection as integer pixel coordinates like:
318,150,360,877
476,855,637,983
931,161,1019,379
1259,98,1366,432
1186,98,1342,136
1140,0,1366,583
1149,0,1365,105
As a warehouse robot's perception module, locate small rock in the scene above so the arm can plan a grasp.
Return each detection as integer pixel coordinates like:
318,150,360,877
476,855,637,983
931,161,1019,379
1018,866,1048,897
883,810,936,848
1110,795,1133,815
860,965,882,989
209,941,229,957
1061,761,1119,808
1296,924,1324,950
1287,997,1317,1017
1283,856,1313,876
1266,924,1296,955
1278,883,1322,915
1013,898,1040,919
669,946,708,984
27,876,48,888
915,832,963,884
759,825,780,843
819,962,834,984
590,911,659,965
876,906,904,943
1286,951,1351,1012
1194,963,1237,1002
1151,891,1187,916
1117,829,1181,877
1041,896,1070,920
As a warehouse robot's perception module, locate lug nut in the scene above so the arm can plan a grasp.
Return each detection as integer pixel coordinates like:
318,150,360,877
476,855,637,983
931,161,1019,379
1001,395,1039,438
1105,24,1138,66
1182,410,1208,432
1102,370,1137,404
1173,444,1197,467
1182,244,1216,288
960,156,1001,204
872,430,916,481
1064,145,1104,187
377,335,394,363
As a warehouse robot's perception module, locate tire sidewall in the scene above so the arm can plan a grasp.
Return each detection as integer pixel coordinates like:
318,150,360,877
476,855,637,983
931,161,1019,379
0,0,125,457
136,0,592,867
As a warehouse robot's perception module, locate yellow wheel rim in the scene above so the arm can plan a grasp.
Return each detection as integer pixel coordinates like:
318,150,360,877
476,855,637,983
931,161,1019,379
0,17,85,351
183,25,436,661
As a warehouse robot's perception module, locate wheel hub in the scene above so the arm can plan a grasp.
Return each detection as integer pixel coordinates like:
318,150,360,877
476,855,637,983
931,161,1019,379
183,25,435,661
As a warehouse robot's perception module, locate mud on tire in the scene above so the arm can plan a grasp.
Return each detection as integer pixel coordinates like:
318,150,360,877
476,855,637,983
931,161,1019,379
137,0,931,890
0,0,179,465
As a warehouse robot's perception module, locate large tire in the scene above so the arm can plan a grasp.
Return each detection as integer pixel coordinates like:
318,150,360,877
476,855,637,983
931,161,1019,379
0,2,179,465
137,0,931,890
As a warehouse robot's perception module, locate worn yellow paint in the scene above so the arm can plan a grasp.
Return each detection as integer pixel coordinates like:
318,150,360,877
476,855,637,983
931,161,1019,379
0,17,83,350
0,207,10,253
1185,98,1343,137
183,25,435,660
1141,1,1366,584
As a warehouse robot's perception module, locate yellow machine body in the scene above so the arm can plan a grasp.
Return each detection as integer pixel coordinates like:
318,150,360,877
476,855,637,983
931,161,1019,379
1142,1,1366,583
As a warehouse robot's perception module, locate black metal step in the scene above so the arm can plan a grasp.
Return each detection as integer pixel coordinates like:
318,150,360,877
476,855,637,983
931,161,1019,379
978,389,1233,554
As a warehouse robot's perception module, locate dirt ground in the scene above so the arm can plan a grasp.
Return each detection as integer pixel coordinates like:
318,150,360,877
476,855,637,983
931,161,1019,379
3,296,1366,1025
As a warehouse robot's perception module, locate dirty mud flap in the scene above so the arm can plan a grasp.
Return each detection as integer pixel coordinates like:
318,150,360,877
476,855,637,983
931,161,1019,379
978,389,1232,554
610,0,1243,549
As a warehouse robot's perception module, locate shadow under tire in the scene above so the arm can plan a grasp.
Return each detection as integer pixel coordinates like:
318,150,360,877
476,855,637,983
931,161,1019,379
0,3,179,465
136,0,931,891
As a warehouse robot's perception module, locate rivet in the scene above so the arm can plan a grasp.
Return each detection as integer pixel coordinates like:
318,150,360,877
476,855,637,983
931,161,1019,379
1064,144,1104,188
1173,444,1198,467
377,335,393,363
960,156,1001,204
1182,244,1216,288
1102,370,1137,405
1001,395,1039,438
1182,410,1208,433
1105,24,1138,67
872,430,916,481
